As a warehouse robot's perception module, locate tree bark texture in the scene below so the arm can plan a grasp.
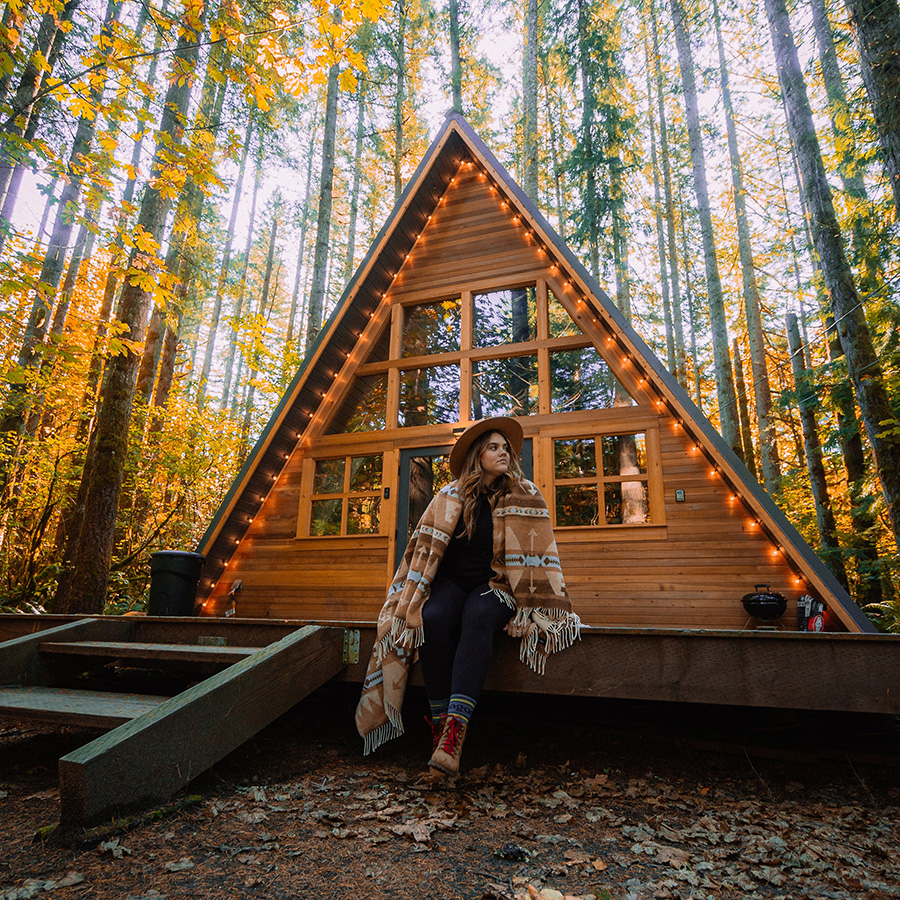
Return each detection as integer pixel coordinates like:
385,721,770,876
732,338,758,479
766,0,900,550
343,80,367,284
288,113,319,347
449,0,462,113
670,0,742,459
649,0,686,387
63,1,207,614
523,0,539,203
786,313,849,587
305,62,339,352
844,0,900,219
712,0,780,492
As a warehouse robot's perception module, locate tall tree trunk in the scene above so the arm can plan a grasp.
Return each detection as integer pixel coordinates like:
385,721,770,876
732,337,758,479
59,0,207,614
305,62,339,352
522,0,538,203
786,312,848,587
649,0,686,387
765,0,900,550
241,213,279,444
670,0,742,460
0,0,82,216
343,80,367,284
449,0,462,112
287,113,319,347
197,119,254,404
221,139,262,410
577,0,599,281
843,0,900,218
645,40,675,375
711,0,780,491
0,0,120,450
809,0,889,304
392,3,407,203
540,54,566,241
680,202,702,410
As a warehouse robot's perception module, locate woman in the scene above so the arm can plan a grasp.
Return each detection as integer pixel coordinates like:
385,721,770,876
355,417,580,777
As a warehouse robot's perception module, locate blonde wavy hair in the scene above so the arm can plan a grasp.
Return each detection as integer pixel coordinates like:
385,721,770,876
455,429,523,539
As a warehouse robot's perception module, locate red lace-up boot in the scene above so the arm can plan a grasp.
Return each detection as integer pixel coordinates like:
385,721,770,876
427,715,446,753
428,715,468,775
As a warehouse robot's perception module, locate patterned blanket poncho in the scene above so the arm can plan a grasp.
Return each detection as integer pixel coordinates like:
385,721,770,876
355,479,581,754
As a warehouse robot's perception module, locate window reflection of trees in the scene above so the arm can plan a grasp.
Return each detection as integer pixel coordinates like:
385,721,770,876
399,365,460,426
327,373,388,434
407,454,452,540
473,287,537,347
550,347,633,413
310,455,382,536
553,435,650,527
472,355,539,418
401,299,462,357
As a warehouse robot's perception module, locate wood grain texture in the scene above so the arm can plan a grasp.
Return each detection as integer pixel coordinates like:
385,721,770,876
57,625,345,824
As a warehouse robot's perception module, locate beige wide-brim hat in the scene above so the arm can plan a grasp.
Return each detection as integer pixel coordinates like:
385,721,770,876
449,416,525,479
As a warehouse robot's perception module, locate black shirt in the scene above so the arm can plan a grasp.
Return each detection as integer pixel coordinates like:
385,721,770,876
439,495,495,590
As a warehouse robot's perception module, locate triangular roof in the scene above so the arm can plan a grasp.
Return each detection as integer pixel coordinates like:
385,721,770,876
197,114,873,633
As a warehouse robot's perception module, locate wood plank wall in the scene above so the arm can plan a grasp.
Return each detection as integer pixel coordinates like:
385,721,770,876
202,165,829,631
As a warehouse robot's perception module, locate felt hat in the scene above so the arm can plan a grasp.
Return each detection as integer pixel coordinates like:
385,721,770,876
449,416,524,479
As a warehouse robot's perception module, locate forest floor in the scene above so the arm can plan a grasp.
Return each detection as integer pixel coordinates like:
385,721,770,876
1,685,899,900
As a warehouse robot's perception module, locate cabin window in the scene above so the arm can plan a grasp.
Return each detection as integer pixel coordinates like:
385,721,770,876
550,347,634,412
326,372,387,434
309,455,383,535
473,287,537,348
553,434,650,527
398,365,460,426
548,289,581,338
401,298,461,357
471,354,539,418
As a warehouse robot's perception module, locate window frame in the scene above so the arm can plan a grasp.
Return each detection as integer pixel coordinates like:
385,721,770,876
298,452,386,539
536,416,667,541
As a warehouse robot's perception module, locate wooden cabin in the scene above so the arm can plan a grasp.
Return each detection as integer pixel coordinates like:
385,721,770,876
197,115,872,637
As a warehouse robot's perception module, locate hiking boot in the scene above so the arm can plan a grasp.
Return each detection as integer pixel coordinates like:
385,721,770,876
427,715,447,753
428,715,468,775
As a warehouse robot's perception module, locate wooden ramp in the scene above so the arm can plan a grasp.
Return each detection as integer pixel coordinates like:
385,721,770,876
0,617,345,824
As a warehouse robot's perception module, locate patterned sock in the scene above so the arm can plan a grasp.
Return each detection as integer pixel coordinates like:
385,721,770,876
429,698,450,722
447,694,477,724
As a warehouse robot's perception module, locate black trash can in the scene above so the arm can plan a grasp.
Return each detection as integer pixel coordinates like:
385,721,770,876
148,551,205,616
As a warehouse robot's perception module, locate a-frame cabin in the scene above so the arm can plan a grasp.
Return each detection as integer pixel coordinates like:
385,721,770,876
196,115,873,637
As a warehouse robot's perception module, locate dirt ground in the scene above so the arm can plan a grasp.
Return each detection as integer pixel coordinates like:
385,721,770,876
1,686,899,900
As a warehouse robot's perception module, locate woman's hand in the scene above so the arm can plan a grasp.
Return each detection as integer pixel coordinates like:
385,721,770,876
504,618,532,639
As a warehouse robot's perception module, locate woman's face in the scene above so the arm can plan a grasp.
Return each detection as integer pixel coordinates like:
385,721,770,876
479,431,511,485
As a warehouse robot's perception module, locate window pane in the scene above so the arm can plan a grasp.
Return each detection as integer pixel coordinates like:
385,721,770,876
314,458,345,494
347,496,381,534
554,438,596,479
407,454,453,540
602,433,647,476
310,498,342,535
556,484,599,527
401,298,462,358
548,290,581,338
365,321,391,363
473,287,537,348
472,355,538,418
399,365,460,426
327,373,388,434
604,482,650,525
349,455,382,491
550,347,634,412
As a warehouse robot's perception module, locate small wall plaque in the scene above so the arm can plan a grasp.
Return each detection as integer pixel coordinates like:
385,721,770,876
675,489,685,502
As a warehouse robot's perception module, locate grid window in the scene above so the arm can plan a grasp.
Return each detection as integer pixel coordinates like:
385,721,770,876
553,434,650,527
310,455,383,536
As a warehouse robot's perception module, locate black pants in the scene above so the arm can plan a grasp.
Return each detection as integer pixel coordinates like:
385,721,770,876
418,577,515,702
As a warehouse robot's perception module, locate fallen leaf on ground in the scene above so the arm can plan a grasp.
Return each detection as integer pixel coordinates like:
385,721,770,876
163,858,194,872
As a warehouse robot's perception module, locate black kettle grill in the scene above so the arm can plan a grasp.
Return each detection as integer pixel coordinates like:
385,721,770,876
741,584,787,622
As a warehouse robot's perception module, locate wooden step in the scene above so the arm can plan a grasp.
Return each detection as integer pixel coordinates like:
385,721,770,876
39,640,258,666
0,685,166,728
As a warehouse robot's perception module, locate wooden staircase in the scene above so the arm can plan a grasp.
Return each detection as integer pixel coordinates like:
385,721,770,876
0,616,347,824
